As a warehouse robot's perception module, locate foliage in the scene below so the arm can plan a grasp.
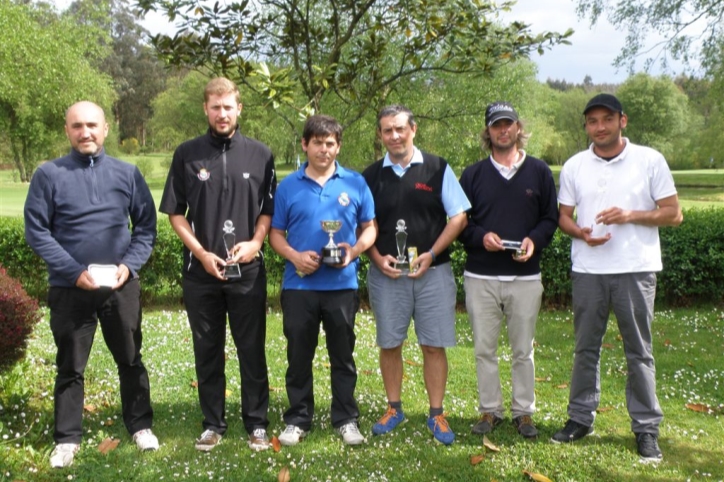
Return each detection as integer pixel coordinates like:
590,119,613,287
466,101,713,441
148,71,208,151
2,209,724,307
137,0,572,138
0,265,41,372
577,0,724,73
0,0,116,181
120,137,141,155
616,74,696,166
66,0,169,145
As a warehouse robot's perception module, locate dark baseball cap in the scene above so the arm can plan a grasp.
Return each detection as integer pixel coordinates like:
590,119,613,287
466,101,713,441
485,102,518,126
583,94,623,115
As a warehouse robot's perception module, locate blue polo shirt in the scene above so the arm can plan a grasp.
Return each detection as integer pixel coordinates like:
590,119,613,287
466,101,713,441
272,161,375,290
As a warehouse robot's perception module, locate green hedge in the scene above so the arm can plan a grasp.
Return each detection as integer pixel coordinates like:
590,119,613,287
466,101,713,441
2,209,722,307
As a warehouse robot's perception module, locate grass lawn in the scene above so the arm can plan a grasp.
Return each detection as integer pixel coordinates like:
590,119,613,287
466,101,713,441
1,307,722,481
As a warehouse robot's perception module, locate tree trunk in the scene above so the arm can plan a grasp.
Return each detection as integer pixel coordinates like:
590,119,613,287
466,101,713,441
9,138,28,182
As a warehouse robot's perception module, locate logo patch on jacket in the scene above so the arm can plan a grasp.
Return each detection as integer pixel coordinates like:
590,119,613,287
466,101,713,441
243,172,250,179
197,168,210,181
415,182,433,192
338,192,350,206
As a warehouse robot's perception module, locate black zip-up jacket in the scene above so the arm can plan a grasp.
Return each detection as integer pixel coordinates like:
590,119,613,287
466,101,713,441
159,128,276,282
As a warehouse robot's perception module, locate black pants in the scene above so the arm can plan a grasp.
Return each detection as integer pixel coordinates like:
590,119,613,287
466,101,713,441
48,279,153,444
281,289,360,430
183,264,269,435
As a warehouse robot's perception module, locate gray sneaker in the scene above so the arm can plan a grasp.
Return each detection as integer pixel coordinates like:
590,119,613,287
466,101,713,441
195,429,222,452
50,443,80,468
278,425,308,446
338,422,365,445
248,428,272,451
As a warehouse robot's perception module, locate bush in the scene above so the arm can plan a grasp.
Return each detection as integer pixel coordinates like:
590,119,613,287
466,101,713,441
1,208,723,307
0,265,41,372
120,137,141,156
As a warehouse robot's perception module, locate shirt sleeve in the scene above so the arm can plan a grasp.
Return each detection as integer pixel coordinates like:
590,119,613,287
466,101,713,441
270,179,288,231
159,146,188,215
121,167,157,273
557,160,576,208
23,169,85,284
260,152,277,216
441,164,471,217
650,153,678,201
358,178,376,223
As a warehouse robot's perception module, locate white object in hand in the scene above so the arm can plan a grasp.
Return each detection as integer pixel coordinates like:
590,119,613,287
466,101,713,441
88,264,118,287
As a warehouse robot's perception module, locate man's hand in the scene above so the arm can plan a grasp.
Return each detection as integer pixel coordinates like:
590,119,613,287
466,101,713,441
374,254,403,279
483,232,505,251
75,271,99,290
293,251,321,276
408,251,433,278
514,237,535,263
199,251,226,280
580,226,612,246
329,242,356,268
595,206,631,226
231,241,260,264
111,264,130,290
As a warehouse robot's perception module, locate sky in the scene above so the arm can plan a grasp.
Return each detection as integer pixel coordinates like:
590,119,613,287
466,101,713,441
52,0,695,85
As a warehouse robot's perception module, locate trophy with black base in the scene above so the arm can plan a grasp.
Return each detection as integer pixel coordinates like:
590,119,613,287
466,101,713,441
321,220,343,265
222,220,242,279
395,219,411,273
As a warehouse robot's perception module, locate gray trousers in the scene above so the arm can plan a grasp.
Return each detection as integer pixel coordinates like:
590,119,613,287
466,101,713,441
568,272,663,435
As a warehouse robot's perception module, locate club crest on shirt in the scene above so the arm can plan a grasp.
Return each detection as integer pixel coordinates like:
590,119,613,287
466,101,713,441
338,192,350,206
197,168,210,181
243,172,250,179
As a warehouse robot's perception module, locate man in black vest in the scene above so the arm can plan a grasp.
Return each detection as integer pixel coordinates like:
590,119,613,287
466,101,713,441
363,105,470,445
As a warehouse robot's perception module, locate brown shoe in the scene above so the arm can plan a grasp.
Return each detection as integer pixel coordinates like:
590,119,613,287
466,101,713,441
513,415,538,438
471,412,503,435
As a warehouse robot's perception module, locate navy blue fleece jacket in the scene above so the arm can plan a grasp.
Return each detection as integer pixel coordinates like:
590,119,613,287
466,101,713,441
24,148,157,287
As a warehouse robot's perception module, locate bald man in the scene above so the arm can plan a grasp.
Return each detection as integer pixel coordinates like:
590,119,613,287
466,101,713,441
24,101,159,468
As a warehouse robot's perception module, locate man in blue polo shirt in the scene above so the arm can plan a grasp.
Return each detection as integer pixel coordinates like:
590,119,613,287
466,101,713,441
269,115,376,446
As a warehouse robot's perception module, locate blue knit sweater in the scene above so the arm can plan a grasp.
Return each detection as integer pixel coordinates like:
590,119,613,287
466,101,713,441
24,148,157,287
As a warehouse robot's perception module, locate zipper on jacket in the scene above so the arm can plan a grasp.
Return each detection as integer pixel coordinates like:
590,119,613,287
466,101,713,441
222,143,228,192
89,156,100,204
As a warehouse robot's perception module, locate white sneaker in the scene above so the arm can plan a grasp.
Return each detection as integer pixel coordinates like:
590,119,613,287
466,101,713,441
248,428,272,451
133,429,159,451
195,429,222,452
50,443,80,468
338,422,365,445
278,425,308,446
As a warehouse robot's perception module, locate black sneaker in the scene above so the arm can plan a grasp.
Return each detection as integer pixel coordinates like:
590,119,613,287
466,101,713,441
550,419,593,443
636,433,663,463
471,412,503,435
513,415,538,438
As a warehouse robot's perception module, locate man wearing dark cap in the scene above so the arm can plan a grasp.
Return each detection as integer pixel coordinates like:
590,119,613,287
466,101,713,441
459,102,558,439
552,93,682,463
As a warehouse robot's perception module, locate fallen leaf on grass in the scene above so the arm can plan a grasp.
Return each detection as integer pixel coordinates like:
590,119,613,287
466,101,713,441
470,454,485,465
616,334,623,341
523,470,553,482
535,377,551,382
277,466,291,482
98,438,120,454
190,381,198,388
663,339,671,347
103,419,114,426
83,404,96,413
269,386,283,392
596,406,614,413
555,383,568,389
225,389,232,398
271,436,282,452
482,436,500,452
685,403,716,414
404,359,422,367
361,369,375,376
687,362,695,367
601,343,614,349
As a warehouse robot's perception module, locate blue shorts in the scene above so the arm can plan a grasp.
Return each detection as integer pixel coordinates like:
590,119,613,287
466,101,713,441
367,262,457,348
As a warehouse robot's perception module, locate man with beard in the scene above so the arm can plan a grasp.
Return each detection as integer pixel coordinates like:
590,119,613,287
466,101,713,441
269,115,376,446
458,102,558,439
160,77,276,452
552,94,682,463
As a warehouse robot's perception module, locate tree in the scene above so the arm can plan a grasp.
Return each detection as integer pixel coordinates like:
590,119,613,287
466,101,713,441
576,0,724,75
66,0,168,145
136,0,571,136
0,0,116,181
616,73,695,166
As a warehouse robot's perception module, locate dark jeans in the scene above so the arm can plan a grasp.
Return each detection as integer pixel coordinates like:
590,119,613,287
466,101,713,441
48,279,153,444
183,264,269,435
281,289,360,430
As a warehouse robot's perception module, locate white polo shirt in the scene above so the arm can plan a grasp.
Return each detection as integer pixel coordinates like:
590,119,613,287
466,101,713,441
558,138,677,274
